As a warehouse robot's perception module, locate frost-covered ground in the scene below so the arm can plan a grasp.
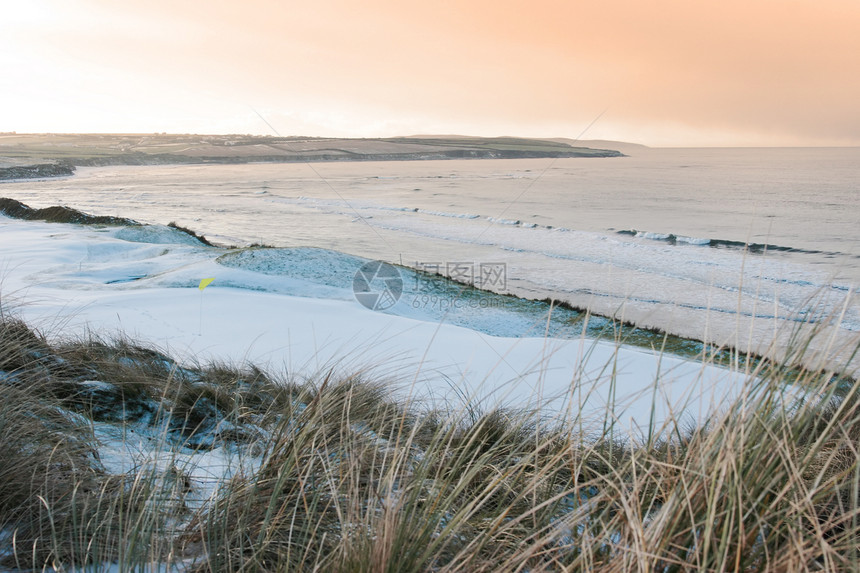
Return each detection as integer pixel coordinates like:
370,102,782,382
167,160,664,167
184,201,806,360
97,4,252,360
0,213,749,428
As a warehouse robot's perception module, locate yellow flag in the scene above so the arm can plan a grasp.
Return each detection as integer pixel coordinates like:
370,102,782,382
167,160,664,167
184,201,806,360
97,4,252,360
198,278,215,291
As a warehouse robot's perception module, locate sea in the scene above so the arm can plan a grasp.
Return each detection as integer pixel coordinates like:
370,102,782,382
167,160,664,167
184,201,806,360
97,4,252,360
4,145,859,363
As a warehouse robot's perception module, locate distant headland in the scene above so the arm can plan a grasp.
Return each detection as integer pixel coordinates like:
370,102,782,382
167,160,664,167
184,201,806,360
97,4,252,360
0,133,625,180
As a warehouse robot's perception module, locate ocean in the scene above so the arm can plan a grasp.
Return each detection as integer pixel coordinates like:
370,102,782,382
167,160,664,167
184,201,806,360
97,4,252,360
4,145,859,360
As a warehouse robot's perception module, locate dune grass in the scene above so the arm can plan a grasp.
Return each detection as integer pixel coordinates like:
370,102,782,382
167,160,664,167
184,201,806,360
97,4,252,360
1,305,859,571
0,197,136,226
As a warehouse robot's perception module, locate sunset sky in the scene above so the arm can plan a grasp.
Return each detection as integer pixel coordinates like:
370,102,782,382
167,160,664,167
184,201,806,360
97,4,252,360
2,0,859,146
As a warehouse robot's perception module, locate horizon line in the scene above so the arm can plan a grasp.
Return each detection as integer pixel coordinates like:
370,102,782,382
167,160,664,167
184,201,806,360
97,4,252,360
4,131,860,150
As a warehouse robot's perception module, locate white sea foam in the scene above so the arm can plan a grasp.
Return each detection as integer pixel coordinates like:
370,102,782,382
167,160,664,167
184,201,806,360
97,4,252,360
486,216,520,225
419,209,480,219
377,206,418,212
676,235,711,246
636,231,672,240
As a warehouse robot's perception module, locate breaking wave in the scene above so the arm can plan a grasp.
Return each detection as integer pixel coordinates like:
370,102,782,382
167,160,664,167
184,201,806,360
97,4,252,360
618,229,860,259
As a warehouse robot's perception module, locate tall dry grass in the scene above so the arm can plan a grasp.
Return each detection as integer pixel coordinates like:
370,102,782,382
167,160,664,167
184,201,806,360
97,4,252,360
1,305,859,571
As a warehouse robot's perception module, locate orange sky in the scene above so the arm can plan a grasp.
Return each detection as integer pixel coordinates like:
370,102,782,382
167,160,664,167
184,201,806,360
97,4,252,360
2,0,859,146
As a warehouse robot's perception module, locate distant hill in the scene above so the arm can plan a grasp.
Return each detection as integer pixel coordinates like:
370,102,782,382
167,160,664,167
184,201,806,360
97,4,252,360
0,134,624,179
551,138,650,155
404,134,645,155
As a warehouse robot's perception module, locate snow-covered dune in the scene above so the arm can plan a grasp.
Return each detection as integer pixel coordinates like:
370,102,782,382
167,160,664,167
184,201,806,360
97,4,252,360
0,214,747,429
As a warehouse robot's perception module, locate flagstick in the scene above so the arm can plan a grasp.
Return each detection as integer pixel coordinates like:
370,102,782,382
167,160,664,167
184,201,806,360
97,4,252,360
197,278,215,337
